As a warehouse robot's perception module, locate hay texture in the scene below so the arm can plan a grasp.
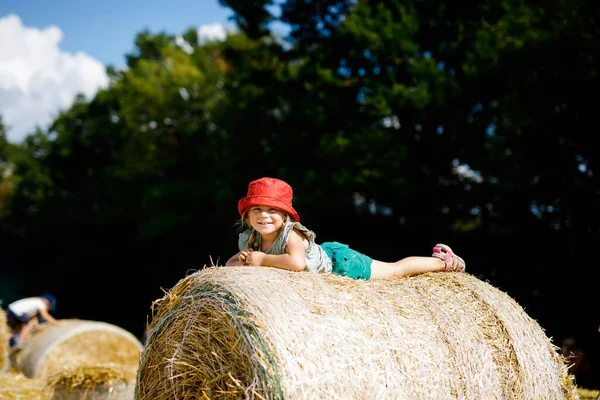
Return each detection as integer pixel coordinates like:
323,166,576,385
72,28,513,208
136,267,577,400
1,307,9,373
48,364,137,400
15,319,142,380
0,370,48,399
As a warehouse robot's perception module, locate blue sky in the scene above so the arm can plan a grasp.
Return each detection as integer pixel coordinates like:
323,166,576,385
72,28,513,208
0,0,236,143
0,0,234,68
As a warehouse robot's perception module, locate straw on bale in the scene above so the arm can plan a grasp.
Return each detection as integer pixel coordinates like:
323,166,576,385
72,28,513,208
1,307,9,373
15,319,142,380
136,266,577,400
48,364,137,400
0,370,49,399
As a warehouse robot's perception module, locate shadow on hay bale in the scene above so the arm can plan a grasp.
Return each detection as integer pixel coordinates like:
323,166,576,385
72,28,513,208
13,319,142,380
136,267,577,400
1,308,9,373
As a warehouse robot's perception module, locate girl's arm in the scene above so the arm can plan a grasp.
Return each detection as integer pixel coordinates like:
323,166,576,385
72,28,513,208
225,251,244,266
244,230,307,272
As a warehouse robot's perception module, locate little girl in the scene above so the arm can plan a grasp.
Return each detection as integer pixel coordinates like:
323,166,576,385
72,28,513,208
225,177,465,280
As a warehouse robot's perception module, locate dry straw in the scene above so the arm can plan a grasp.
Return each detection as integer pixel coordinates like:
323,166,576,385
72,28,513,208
48,364,137,400
1,307,9,372
136,267,577,399
14,319,142,380
0,370,48,400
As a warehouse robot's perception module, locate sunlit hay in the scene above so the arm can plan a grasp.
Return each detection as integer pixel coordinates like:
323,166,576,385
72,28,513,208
48,364,137,400
136,274,272,399
0,369,48,399
577,387,600,399
136,267,577,400
42,331,141,377
1,307,9,372
16,319,142,380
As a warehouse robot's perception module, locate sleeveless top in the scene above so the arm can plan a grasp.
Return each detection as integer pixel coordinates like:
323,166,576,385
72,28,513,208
237,220,333,273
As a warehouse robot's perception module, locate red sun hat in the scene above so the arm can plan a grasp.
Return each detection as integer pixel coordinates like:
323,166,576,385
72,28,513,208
238,177,300,222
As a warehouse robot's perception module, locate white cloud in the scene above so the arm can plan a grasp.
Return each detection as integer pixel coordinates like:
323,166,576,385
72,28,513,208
197,22,232,43
0,14,109,143
176,22,235,54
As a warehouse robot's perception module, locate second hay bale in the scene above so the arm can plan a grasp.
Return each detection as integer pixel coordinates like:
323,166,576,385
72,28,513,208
136,267,576,399
15,319,142,380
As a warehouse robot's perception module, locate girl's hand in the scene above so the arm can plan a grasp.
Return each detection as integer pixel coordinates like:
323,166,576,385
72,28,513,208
238,248,253,265
242,249,266,266
238,249,248,264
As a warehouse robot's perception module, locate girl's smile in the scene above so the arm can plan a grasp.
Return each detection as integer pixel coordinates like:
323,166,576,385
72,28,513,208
248,206,285,237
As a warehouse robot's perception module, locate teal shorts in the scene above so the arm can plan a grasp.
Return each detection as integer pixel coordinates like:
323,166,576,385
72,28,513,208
321,241,372,280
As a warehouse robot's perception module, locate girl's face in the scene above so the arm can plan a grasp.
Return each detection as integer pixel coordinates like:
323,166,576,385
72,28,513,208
247,206,286,237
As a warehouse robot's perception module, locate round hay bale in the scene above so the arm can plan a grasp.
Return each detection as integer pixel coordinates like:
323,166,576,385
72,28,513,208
48,364,136,400
0,307,10,373
16,319,142,380
136,267,577,399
